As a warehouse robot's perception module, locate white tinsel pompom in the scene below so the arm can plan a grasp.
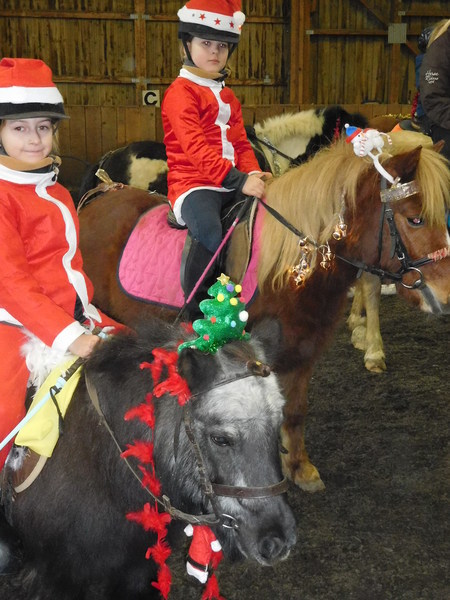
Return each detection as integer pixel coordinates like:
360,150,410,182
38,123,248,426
239,310,249,323
21,332,74,389
233,11,246,27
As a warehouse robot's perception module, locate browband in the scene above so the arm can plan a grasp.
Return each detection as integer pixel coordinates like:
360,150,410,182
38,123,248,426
380,180,420,203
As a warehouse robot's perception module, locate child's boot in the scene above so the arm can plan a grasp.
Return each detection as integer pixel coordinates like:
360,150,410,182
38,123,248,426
181,236,216,321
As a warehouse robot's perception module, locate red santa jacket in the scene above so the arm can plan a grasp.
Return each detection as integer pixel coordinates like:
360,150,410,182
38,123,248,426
0,161,110,352
162,68,261,223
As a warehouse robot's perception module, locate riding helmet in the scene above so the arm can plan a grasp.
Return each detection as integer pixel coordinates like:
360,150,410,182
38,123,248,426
0,58,68,121
177,0,245,59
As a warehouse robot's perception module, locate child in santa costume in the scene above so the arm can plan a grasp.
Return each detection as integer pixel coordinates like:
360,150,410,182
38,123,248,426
0,57,123,574
162,0,271,318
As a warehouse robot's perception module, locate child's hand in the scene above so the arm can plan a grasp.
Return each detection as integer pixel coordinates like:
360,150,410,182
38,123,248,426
242,173,267,198
68,333,101,358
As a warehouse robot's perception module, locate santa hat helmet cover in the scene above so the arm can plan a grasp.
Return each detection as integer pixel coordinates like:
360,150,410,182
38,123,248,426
177,0,246,44
0,58,68,121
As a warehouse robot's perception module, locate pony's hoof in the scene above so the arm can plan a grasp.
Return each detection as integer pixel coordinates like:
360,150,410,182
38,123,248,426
364,352,387,373
365,360,387,373
284,461,326,493
296,476,326,493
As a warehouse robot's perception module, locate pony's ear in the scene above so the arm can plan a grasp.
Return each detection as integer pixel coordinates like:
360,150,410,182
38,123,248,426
249,317,283,366
386,145,422,181
432,140,445,154
178,348,216,393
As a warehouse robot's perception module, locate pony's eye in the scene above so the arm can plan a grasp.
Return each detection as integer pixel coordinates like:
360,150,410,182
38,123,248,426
407,216,424,227
210,435,231,447
278,440,288,454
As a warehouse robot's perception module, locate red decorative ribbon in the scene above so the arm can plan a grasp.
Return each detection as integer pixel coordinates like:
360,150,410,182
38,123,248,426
122,346,224,599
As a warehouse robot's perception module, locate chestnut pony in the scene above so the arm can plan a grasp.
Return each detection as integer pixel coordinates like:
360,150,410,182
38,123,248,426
79,132,450,491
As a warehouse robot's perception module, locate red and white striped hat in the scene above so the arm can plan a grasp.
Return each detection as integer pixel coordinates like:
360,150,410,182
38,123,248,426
177,0,245,44
0,58,68,120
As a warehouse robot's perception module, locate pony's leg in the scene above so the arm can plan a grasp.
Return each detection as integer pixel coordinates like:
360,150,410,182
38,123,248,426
347,274,386,372
280,371,325,492
361,274,386,373
347,278,367,351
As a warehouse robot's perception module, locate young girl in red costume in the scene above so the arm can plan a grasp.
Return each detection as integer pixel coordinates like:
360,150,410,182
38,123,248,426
0,58,123,573
162,0,271,317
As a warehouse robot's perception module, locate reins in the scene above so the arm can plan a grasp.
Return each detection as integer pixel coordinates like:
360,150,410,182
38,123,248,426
84,372,220,526
84,360,288,530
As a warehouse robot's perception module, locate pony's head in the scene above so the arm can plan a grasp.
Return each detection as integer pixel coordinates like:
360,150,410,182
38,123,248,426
161,316,297,564
257,131,450,314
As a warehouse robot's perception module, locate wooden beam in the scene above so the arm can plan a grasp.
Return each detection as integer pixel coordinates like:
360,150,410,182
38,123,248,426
307,29,387,36
388,0,401,104
289,0,300,103
0,11,285,24
399,9,450,17
0,10,132,20
355,0,389,27
300,0,312,103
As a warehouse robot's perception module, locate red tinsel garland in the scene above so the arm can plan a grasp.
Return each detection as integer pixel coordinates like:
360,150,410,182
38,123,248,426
122,346,224,599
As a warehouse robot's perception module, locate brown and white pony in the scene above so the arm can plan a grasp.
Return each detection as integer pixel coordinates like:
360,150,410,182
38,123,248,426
77,132,450,492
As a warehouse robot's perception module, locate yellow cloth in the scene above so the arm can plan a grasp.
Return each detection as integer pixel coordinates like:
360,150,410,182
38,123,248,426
15,358,82,457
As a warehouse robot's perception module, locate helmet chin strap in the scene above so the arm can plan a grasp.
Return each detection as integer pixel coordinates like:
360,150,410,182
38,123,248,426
182,39,194,64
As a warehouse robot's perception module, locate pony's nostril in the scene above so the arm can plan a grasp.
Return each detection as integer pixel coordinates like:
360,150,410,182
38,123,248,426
259,535,284,561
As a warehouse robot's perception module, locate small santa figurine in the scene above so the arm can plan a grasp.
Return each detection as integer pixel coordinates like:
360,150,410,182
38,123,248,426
344,123,396,184
184,524,223,584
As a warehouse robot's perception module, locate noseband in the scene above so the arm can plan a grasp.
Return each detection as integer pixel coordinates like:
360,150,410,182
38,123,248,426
85,359,288,531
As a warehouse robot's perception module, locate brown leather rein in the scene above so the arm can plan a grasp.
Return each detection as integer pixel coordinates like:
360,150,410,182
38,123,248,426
85,360,288,530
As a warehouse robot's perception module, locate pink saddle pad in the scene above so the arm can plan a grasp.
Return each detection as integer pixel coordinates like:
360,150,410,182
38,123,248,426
118,203,261,309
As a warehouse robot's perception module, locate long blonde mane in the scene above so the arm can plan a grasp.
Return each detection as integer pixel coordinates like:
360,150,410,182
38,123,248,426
258,132,450,289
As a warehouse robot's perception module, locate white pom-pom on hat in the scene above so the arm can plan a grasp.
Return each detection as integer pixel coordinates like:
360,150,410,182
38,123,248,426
233,11,246,27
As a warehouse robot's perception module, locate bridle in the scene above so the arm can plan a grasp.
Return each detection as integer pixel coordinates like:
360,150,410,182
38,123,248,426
85,360,288,531
256,175,449,292
249,117,344,176
249,133,303,176
339,177,449,290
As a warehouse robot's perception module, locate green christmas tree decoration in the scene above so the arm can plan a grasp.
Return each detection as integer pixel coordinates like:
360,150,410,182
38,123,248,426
178,273,250,354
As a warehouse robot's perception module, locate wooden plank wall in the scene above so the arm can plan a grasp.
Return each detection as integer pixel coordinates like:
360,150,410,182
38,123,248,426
2,1,448,110
292,0,450,105
0,0,290,106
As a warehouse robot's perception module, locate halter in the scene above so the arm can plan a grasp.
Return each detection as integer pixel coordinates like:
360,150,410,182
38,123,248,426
85,360,288,531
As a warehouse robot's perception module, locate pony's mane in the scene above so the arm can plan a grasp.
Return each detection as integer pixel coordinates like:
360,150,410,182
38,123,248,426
254,110,324,146
258,132,450,289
